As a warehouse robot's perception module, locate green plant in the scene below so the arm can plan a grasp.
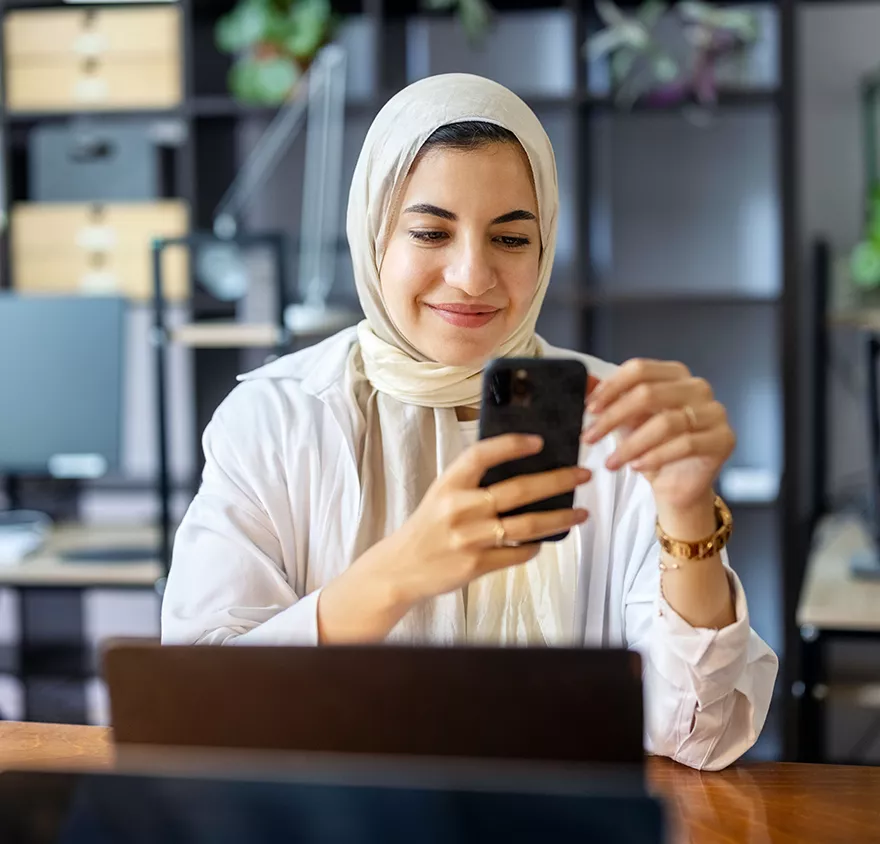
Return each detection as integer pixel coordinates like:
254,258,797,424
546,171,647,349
216,0,338,106
421,0,493,44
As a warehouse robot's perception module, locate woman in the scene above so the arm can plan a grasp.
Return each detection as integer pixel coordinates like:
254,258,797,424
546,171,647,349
162,73,777,770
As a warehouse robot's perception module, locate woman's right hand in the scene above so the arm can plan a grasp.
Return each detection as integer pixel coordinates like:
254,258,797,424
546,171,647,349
317,434,590,643
385,434,590,605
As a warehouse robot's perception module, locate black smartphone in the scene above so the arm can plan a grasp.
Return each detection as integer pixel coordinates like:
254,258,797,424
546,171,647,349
479,357,588,542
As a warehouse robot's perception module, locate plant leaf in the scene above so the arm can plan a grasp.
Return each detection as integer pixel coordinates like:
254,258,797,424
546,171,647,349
285,0,332,59
229,54,300,105
215,0,273,54
253,55,301,103
459,0,492,43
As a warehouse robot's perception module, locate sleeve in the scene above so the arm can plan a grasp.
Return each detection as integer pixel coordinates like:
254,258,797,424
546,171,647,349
160,411,322,646
614,472,779,771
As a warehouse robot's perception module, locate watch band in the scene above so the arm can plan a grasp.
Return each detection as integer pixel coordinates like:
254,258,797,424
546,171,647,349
655,494,733,563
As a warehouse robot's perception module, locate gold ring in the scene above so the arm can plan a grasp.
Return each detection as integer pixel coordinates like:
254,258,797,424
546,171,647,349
683,405,698,432
482,487,498,515
493,519,507,548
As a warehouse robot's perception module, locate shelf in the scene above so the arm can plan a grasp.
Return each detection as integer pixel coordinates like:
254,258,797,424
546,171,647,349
189,95,381,120
2,0,180,7
583,86,780,111
829,308,880,331
169,322,284,349
547,290,781,308
727,496,780,510
3,107,184,126
0,86,780,128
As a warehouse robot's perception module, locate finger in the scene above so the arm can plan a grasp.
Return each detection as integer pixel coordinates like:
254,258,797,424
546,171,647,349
587,359,690,415
488,466,592,513
450,506,588,551
478,544,543,573
501,507,590,544
584,374,602,405
584,377,711,445
606,402,727,471
446,434,544,488
629,429,734,473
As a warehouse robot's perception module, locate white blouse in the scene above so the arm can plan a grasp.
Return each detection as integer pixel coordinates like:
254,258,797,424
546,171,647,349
161,327,778,771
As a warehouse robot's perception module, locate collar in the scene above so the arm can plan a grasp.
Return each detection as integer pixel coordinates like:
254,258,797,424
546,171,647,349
236,326,359,398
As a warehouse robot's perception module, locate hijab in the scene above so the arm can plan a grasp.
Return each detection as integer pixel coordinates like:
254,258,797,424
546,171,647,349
346,73,578,645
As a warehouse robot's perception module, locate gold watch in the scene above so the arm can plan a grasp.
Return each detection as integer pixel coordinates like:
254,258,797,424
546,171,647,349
655,495,733,562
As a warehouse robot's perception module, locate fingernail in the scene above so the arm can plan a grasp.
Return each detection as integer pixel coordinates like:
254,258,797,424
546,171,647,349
631,459,645,471
574,508,589,522
576,467,592,482
583,425,598,443
606,454,620,471
527,435,544,450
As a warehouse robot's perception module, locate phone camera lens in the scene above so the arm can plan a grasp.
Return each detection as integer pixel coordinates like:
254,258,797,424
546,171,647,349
512,369,530,399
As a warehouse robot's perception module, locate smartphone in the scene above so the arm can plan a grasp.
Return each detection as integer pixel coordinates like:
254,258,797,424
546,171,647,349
479,357,587,542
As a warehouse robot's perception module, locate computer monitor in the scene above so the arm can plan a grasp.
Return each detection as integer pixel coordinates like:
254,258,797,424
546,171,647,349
857,333,880,578
0,294,125,479
0,294,154,562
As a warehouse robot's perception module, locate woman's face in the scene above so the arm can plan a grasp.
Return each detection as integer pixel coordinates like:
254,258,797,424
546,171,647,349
379,142,541,367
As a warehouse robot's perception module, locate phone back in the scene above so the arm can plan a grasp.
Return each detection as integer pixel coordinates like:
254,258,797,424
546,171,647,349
479,358,587,537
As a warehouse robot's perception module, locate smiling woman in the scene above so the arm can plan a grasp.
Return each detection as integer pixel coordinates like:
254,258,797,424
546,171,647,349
380,126,541,365
161,74,777,772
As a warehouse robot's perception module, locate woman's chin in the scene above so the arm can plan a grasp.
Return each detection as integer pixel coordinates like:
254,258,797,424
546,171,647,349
424,336,498,368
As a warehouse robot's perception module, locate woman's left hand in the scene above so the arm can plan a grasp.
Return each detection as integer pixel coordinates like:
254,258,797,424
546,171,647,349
582,359,736,512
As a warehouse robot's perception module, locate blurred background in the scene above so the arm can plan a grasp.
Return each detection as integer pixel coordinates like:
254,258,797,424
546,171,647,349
0,0,879,768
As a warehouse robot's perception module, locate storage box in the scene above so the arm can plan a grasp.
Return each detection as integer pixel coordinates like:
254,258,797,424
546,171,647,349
30,122,160,202
11,202,190,301
4,8,182,112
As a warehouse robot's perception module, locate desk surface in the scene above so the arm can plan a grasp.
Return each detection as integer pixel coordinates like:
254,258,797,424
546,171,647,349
1,721,878,843
798,514,880,631
0,524,163,588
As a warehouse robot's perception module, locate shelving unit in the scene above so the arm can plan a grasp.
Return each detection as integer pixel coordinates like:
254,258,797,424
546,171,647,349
0,0,803,756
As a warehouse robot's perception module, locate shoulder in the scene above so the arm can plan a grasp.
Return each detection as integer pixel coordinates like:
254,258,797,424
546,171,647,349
208,327,358,451
537,337,620,381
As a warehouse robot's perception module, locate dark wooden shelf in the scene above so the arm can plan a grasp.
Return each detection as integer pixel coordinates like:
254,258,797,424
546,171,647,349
2,107,185,126
583,86,780,111
0,85,782,127
0,0,176,8
546,290,781,308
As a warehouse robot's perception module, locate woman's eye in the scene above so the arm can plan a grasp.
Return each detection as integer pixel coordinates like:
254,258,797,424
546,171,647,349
496,236,531,249
409,230,448,243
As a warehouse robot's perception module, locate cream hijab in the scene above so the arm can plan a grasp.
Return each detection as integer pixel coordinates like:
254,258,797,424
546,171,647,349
346,73,578,646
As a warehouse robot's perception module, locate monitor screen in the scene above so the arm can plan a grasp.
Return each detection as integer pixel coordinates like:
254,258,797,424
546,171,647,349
0,294,126,478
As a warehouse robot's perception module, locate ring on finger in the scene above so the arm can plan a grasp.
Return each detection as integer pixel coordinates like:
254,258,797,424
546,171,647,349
492,518,507,548
682,404,698,432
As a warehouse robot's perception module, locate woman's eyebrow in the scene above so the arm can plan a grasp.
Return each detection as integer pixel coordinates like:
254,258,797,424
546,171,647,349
403,203,456,221
491,209,537,225
402,204,537,225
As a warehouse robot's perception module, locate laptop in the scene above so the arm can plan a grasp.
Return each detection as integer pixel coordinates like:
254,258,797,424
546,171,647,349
103,643,645,767
0,755,665,844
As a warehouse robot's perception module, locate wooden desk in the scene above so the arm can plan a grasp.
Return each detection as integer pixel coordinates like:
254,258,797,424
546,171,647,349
0,524,162,721
797,515,880,763
1,721,879,843
0,524,162,589
798,515,880,632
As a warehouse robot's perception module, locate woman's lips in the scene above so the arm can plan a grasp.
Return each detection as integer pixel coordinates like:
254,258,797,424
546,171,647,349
425,303,500,328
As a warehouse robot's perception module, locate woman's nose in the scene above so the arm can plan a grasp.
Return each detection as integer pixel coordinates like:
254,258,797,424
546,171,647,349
443,241,496,297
